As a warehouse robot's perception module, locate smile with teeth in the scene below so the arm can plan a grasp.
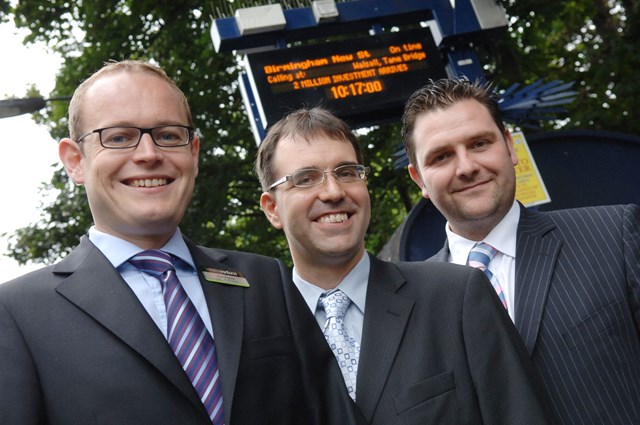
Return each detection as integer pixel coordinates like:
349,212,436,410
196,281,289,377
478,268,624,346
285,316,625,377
317,213,349,223
128,178,169,188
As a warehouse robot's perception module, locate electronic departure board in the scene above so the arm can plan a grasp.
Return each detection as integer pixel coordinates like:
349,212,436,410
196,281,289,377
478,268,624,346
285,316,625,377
244,28,447,129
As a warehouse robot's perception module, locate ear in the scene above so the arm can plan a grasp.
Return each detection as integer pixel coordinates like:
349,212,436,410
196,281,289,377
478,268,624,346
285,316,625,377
190,135,200,177
504,129,519,167
59,138,85,184
408,164,430,199
260,191,283,229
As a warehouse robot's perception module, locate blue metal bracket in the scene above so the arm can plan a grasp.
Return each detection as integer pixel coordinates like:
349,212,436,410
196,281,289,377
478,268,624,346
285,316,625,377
211,0,508,142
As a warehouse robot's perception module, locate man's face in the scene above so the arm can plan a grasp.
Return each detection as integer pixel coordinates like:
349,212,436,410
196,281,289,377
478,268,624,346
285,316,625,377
408,99,518,240
260,136,370,270
59,72,199,248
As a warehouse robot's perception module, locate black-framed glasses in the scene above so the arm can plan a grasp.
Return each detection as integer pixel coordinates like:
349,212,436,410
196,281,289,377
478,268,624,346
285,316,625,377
269,164,369,191
76,125,194,149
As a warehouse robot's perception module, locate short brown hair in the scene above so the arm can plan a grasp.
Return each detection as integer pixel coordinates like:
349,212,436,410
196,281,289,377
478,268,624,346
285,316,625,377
401,78,504,167
255,107,364,191
67,60,192,141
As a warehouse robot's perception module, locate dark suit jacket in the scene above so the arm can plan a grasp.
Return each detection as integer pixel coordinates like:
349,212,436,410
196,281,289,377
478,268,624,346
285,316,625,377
0,235,360,425
286,254,556,425
429,203,640,425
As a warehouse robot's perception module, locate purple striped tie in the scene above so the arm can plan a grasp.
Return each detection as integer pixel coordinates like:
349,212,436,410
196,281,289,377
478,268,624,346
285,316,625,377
467,243,508,310
130,250,224,424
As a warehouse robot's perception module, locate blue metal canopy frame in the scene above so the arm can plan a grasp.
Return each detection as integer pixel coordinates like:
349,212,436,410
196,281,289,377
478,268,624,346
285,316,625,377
212,0,493,54
211,0,508,141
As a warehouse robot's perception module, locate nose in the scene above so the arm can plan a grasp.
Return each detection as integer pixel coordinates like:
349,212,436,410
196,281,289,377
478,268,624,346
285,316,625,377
132,133,162,162
455,151,479,179
317,173,346,202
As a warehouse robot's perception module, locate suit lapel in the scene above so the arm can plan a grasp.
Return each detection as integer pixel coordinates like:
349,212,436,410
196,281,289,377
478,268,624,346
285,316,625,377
186,239,244,420
515,206,561,354
280,261,369,424
54,237,203,411
357,255,414,421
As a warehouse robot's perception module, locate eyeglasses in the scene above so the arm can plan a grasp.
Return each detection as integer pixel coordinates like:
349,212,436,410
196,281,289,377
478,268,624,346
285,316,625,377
269,164,369,191
76,125,194,149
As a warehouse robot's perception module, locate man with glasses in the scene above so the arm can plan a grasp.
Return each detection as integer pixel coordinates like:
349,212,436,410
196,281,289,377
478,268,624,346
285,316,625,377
0,61,357,425
256,107,556,424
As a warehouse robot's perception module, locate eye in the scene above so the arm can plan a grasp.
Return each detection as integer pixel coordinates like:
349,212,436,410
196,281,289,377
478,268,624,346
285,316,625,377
432,152,451,163
155,128,184,142
102,128,138,145
336,166,359,178
293,169,323,186
473,139,489,149
157,131,179,141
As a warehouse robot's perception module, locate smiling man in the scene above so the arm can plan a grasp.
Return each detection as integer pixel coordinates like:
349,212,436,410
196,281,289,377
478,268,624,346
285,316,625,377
403,78,640,425
0,61,344,425
256,106,556,425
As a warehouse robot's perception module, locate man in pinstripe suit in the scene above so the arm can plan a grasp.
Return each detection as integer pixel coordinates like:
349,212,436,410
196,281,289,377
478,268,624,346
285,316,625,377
403,78,640,425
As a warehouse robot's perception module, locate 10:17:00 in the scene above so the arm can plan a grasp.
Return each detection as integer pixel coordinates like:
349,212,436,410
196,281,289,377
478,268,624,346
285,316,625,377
328,80,384,99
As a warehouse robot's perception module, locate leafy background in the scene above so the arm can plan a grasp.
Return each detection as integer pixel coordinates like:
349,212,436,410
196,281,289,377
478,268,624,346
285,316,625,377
1,0,637,266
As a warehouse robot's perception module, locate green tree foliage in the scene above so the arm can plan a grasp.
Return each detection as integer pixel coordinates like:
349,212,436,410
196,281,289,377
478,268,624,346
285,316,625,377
493,0,639,132
3,0,638,267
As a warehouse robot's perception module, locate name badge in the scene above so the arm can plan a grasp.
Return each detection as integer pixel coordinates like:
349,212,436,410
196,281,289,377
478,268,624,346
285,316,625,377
202,267,250,287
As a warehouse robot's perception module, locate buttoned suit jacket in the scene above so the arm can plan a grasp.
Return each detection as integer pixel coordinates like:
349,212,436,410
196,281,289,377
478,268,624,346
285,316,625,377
429,203,640,425
284,253,556,425
0,235,360,425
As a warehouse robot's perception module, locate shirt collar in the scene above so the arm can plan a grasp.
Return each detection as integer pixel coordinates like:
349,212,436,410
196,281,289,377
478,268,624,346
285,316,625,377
293,251,370,315
88,226,195,271
446,201,520,264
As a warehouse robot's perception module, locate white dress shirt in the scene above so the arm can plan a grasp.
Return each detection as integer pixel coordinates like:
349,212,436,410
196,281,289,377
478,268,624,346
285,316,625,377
445,201,520,320
292,251,369,344
88,226,214,338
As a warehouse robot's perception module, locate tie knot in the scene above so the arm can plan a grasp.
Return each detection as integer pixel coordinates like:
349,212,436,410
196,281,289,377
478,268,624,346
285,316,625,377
467,242,497,270
319,290,351,320
129,249,175,277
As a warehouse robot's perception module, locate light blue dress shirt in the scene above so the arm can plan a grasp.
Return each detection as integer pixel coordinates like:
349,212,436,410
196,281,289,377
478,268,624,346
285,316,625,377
88,226,214,338
292,251,369,344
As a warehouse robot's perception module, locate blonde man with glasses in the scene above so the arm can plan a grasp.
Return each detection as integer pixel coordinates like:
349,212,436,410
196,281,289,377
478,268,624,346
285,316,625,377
0,61,357,425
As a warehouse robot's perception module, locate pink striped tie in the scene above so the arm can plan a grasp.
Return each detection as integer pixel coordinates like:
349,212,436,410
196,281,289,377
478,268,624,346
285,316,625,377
130,250,224,424
467,243,508,310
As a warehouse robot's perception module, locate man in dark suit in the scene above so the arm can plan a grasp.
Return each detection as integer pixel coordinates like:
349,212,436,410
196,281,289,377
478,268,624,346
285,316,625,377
256,106,556,424
403,77,640,425
0,60,355,425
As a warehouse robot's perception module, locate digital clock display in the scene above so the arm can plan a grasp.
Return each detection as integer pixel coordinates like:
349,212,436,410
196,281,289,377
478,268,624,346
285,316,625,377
244,28,446,129
328,80,384,99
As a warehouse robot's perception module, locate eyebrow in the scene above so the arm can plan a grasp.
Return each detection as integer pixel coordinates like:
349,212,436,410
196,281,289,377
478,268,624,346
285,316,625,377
467,130,498,141
291,161,359,171
421,130,498,164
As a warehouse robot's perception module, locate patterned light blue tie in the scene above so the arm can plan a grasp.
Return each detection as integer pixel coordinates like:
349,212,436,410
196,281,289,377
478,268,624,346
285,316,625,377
130,250,224,425
319,289,360,401
467,242,508,310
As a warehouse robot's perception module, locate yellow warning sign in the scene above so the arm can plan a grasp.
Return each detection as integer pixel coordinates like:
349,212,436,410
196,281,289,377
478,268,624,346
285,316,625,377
512,131,551,207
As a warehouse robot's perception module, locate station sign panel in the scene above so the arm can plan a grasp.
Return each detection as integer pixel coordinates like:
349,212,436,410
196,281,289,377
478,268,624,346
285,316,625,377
244,27,447,130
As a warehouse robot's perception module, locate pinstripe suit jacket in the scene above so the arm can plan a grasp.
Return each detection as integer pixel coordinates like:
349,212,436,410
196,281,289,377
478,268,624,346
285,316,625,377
429,203,640,425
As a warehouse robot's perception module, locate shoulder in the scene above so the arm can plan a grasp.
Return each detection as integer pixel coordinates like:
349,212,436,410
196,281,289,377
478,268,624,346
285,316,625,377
192,245,284,286
544,203,634,220
378,258,495,315
390,259,482,296
196,245,280,266
523,203,637,228
0,265,61,311
394,259,473,278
